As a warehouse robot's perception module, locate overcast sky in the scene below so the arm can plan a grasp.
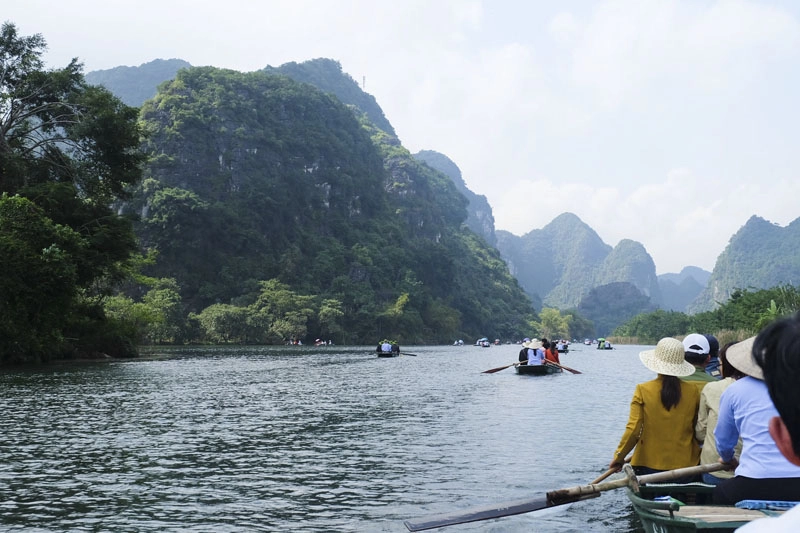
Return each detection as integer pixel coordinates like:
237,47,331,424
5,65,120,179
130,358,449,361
6,0,800,274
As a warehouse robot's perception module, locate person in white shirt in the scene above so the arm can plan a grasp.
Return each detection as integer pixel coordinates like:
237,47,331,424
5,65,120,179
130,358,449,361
525,339,545,365
735,312,800,531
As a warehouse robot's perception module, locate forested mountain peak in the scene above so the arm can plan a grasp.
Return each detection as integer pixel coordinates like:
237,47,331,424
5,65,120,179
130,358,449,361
263,58,395,137
85,58,192,107
123,65,534,343
690,214,800,312
495,212,661,332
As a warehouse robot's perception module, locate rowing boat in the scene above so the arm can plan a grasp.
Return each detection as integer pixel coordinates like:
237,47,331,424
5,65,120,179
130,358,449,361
377,351,398,358
516,364,561,375
627,482,782,532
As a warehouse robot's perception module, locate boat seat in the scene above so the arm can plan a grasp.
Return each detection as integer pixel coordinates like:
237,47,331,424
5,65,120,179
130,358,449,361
650,505,781,522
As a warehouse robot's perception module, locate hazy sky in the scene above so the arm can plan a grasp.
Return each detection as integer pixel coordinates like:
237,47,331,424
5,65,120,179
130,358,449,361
6,0,800,274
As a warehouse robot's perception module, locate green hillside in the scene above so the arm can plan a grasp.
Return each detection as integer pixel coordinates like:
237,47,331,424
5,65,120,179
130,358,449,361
690,215,800,312
125,66,535,344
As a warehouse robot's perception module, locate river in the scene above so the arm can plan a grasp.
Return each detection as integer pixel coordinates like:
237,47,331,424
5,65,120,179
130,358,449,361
0,343,659,532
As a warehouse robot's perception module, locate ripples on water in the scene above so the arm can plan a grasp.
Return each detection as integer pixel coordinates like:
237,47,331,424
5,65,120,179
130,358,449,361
0,344,657,532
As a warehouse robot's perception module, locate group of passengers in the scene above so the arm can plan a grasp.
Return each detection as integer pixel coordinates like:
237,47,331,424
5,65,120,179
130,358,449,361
609,315,800,529
517,338,560,366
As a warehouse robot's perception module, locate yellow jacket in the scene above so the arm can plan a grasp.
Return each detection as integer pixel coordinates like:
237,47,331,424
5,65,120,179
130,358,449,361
614,376,701,471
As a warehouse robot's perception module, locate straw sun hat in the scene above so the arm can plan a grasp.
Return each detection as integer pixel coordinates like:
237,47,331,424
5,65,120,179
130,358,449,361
524,339,543,350
639,337,696,377
725,336,762,380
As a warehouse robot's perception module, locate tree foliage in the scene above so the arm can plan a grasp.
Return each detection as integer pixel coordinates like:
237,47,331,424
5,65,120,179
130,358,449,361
0,23,144,364
614,285,800,342
124,66,536,345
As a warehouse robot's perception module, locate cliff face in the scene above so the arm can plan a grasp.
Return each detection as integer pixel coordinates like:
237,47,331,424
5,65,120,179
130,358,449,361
121,65,534,343
690,215,800,312
413,150,497,247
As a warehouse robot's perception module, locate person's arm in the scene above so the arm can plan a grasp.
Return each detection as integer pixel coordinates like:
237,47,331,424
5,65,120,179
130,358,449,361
695,390,709,442
611,385,643,470
713,388,739,463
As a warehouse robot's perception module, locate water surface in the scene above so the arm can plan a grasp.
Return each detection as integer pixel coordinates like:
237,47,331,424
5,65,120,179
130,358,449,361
0,343,657,532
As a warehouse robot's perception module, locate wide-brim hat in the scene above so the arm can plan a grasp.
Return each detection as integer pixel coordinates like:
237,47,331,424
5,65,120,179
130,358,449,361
524,339,543,350
726,336,762,380
639,337,696,377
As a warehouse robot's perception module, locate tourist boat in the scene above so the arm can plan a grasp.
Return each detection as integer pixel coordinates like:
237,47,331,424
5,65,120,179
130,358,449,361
516,364,562,375
626,481,783,532
376,351,398,358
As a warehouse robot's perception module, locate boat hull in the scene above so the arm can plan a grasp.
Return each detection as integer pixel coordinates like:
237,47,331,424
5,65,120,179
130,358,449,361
516,364,561,375
376,352,398,358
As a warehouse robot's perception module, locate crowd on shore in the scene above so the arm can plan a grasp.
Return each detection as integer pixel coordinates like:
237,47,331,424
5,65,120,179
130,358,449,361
609,314,800,530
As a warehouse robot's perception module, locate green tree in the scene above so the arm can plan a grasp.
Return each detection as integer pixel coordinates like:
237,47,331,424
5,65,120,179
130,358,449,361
0,195,81,363
0,22,145,363
613,309,691,343
533,308,572,340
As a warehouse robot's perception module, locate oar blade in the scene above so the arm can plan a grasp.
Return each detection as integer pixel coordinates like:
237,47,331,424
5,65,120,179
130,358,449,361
404,496,548,532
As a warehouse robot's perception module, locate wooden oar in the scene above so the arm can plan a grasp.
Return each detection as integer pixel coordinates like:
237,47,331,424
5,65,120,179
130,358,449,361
403,462,726,532
544,360,582,374
483,360,526,374
402,353,418,357
589,456,632,485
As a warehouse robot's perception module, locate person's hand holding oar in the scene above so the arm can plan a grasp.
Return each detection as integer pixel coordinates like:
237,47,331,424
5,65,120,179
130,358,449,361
589,456,631,484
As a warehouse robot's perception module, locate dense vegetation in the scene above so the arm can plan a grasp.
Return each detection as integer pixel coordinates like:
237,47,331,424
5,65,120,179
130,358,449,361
0,23,145,363
263,58,396,137
613,285,800,343
115,66,536,346
691,215,800,312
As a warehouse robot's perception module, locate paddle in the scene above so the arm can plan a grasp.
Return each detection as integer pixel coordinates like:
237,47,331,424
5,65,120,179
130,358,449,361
403,462,726,531
544,360,582,374
482,360,526,373
402,353,418,357
589,456,632,485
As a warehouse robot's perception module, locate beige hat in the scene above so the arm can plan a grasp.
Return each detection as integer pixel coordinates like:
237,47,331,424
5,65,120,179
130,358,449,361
524,339,543,350
726,336,762,380
639,337,696,377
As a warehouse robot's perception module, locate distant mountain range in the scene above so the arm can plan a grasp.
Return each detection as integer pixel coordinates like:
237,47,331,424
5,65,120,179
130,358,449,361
86,58,799,331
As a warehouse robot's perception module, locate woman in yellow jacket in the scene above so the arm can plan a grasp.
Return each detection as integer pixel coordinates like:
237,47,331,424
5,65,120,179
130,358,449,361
610,337,701,477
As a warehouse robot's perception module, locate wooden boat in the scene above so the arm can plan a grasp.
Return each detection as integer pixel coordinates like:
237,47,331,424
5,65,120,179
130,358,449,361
376,351,398,358
626,482,782,532
516,364,562,375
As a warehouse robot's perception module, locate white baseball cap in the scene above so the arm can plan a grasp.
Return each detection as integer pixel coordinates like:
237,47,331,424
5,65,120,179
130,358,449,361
682,333,710,355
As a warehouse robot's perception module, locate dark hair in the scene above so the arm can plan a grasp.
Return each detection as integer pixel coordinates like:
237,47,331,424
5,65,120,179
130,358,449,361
660,375,682,410
754,312,800,457
705,334,720,358
542,341,551,349
719,342,745,379
684,352,708,366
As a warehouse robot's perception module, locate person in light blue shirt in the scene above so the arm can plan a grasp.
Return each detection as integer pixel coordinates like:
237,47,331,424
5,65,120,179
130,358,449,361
525,339,545,366
712,336,800,505
736,312,800,531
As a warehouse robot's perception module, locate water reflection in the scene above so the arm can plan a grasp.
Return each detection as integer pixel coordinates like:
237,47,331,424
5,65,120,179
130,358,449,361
0,344,654,531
